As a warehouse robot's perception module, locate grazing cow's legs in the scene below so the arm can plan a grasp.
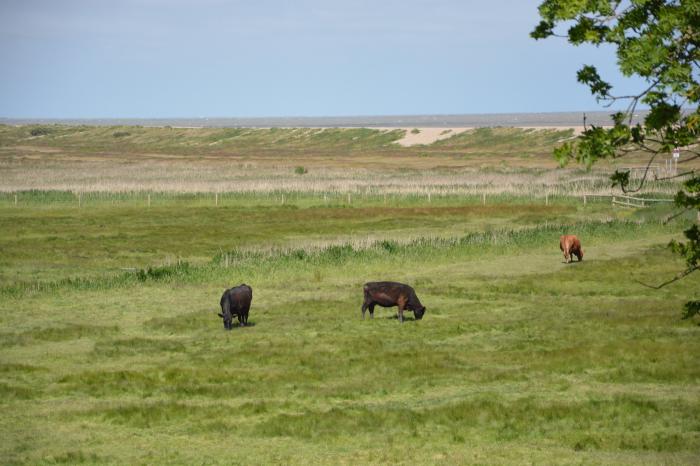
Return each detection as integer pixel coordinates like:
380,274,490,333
397,296,408,323
361,301,376,320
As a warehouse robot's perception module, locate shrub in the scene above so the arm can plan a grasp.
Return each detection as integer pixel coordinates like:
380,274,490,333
113,131,131,138
294,166,308,175
29,126,52,137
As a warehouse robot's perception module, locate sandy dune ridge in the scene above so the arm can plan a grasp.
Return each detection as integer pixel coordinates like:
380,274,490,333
387,126,586,146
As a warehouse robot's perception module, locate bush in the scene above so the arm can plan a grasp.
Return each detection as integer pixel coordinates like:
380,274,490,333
294,166,308,175
29,127,52,137
410,128,420,134
113,131,131,138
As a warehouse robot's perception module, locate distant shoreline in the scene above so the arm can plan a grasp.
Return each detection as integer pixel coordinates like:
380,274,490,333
0,111,643,128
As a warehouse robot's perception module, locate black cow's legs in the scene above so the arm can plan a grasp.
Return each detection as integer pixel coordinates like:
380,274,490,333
361,303,376,320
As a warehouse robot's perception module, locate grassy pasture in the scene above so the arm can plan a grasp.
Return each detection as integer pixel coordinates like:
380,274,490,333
1,125,699,464
1,216,699,464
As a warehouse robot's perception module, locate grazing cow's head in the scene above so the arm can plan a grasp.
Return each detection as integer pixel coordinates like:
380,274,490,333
575,248,584,261
217,311,233,330
414,306,426,320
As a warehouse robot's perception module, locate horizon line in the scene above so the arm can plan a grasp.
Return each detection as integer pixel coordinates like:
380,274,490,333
0,109,645,121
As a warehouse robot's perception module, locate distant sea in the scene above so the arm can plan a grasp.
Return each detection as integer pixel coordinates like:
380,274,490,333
0,111,645,128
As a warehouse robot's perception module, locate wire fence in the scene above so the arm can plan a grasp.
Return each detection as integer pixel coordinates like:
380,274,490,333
0,189,677,209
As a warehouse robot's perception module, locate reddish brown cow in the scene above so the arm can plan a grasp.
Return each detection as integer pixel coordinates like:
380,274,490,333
361,281,426,323
560,235,583,263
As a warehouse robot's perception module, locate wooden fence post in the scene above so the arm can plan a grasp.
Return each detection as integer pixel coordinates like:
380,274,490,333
482,193,486,205
148,194,151,207
583,194,587,206
14,193,17,206
215,192,218,206
545,193,549,206
428,192,431,203
347,193,351,204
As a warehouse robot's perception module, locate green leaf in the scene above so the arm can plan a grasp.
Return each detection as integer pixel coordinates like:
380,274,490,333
531,20,555,39
577,65,612,99
553,141,574,167
645,102,681,130
681,301,700,320
610,170,631,190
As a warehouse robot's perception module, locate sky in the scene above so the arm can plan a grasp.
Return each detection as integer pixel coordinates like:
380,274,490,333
0,0,644,118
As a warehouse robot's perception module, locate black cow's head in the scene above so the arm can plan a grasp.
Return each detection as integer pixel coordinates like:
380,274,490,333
218,311,233,330
414,306,426,320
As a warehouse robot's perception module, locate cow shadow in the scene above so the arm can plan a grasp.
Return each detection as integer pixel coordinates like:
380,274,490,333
232,321,256,328
383,315,419,321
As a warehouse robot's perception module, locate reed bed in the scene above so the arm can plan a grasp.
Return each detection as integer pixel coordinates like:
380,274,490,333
0,165,684,199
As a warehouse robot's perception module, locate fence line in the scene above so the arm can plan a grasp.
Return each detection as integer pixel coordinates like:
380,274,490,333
2,190,677,209
578,193,674,208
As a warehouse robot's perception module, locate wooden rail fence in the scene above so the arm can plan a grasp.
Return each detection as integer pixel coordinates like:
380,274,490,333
579,193,674,208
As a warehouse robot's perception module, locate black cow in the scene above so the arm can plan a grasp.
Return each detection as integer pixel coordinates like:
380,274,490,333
361,281,426,323
218,284,253,330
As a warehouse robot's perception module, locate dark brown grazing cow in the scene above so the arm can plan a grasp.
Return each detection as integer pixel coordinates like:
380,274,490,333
361,281,426,323
218,284,253,330
560,235,583,263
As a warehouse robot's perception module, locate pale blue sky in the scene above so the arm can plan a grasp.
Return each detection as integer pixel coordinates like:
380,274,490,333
0,0,640,118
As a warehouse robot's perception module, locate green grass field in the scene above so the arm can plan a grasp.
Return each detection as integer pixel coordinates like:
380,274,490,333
1,126,699,464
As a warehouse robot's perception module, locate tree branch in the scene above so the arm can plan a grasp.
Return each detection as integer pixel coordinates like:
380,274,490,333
679,154,700,163
663,207,693,224
653,170,696,182
620,150,660,193
635,266,698,289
